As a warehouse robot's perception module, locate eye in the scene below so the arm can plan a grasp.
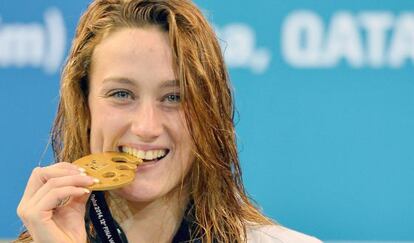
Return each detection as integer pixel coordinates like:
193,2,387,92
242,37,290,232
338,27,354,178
163,93,181,103
106,89,134,101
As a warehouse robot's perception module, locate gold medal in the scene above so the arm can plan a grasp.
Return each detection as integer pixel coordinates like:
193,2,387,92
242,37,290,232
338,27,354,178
73,152,142,191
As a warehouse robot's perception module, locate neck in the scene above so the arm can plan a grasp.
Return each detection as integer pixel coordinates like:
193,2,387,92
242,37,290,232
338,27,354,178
108,189,189,243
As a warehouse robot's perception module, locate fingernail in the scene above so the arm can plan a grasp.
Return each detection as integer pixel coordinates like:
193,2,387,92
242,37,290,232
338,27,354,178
78,167,86,173
80,172,87,176
93,178,100,184
84,188,91,194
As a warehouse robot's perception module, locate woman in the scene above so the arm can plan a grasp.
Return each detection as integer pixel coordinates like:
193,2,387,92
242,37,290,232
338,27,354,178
16,0,321,242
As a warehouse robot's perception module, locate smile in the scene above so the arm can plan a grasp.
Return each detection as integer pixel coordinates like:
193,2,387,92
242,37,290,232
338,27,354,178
121,146,169,163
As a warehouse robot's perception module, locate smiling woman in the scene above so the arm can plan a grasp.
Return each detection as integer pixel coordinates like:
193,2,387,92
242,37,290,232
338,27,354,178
15,0,321,242
88,27,195,205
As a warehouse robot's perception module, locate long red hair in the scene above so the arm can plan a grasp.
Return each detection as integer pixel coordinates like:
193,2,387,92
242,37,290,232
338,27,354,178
17,1,272,242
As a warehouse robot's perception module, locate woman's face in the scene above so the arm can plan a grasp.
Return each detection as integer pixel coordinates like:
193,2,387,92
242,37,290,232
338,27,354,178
88,27,193,202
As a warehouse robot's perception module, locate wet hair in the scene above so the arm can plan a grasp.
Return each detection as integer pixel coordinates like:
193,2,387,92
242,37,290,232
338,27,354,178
17,0,272,242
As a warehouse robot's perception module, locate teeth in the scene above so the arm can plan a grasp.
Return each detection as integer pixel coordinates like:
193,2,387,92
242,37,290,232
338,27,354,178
122,146,167,160
145,151,153,159
137,150,145,158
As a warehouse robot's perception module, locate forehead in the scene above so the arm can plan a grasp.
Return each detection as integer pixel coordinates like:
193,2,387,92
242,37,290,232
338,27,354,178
89,27,175,84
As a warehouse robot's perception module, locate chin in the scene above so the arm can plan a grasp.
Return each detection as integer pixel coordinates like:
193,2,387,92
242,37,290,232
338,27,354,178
113,183,161,203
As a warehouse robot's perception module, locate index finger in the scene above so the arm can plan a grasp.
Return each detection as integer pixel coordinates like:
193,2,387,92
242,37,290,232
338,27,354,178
20,162,83,204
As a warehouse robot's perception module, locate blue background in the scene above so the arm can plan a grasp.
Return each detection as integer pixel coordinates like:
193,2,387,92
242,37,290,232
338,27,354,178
1,0,413,241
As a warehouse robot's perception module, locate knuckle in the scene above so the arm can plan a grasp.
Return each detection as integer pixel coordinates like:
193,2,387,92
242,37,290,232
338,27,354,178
16,205,24,218
57,161,76,169
46,177,58,187
17,205,31,222
53,161,66,167
32,166,42,176
48,187,60,197
59,161,71,166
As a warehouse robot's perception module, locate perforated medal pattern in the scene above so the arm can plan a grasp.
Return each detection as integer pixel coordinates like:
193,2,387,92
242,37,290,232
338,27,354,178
73,152,143,191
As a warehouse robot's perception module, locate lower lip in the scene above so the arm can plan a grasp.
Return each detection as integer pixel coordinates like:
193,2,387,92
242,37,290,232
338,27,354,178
138,160,159,167
135,156,166,171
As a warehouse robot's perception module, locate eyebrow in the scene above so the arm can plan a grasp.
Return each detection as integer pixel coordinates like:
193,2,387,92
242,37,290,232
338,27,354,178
102,77,136,85
159,79,179,89
102,77,179,89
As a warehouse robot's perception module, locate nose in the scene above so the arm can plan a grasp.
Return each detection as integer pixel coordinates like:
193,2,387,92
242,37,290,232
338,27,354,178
130,100,163,142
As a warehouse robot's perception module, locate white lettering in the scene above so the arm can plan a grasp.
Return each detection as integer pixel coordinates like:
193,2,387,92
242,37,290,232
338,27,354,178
282,10,324,67
216,23,271,74
359,12,393,67
281,10,414,69
0,7,65,74
44,8,66,73
323,12,364,67
0,21,45,67
388,13,414,67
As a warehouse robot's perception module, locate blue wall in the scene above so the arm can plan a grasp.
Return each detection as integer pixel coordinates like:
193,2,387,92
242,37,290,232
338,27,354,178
1,0,413,241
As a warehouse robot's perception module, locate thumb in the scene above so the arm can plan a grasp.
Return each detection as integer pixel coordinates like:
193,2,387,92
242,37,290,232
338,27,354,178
71,193,91,213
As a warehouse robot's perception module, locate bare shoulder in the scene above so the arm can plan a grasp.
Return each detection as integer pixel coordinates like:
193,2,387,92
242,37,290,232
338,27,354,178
246,224,322,243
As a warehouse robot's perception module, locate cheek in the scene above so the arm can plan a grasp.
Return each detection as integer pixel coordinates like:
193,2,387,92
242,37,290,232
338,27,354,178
89,103,128,152
170,112,194,171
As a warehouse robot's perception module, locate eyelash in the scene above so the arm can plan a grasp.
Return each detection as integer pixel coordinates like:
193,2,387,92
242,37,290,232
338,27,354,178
163,93,181,103
106,89,181,105
107,89,134,100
